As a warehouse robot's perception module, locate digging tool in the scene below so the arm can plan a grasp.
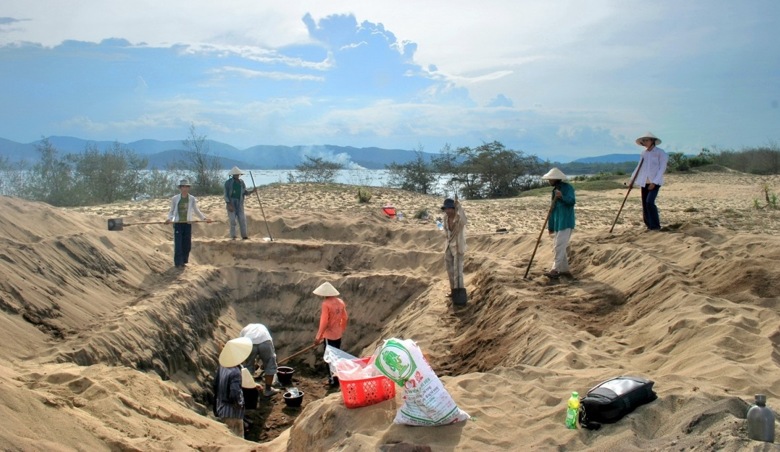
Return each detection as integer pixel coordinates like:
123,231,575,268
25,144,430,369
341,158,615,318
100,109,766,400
107,218,210,231
609,158,644,233
524,199,556,279
248,171,274,241
277,343,319,365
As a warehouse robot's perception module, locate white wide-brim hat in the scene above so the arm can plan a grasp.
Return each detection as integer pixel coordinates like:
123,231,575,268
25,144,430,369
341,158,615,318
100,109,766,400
541,167,567,180
229,166,244,176
313,282,340,297
219,337,253,367
635,132,662,146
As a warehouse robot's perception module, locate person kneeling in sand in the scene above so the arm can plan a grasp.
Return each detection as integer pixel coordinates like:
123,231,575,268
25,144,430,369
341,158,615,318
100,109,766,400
240,323,280,397
541,168,575,278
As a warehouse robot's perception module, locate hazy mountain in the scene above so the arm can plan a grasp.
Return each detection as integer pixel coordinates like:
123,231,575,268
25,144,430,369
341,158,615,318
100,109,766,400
571,153,639,164
0,136,636,169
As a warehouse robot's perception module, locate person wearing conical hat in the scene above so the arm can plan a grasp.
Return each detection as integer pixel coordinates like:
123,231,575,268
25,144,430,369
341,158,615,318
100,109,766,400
541,168,575,278
312,282,348,387
224,166,255,240
630,132,669,231
164,179,211,268
212,337,253,437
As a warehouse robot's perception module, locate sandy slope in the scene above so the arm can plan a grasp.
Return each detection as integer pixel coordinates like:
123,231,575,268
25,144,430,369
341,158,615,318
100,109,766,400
0,171,778,451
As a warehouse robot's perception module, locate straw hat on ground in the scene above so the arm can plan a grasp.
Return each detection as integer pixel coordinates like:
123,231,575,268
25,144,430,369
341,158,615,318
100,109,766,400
313,282,340,297
635,132,662,146
541,168,567,180
219,337,253,367
229,166,244,176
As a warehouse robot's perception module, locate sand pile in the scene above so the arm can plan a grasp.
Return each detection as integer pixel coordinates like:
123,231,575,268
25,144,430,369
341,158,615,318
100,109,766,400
0,171,778,451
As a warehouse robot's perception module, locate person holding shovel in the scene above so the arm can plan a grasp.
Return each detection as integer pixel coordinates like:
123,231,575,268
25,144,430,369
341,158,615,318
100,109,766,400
224,166,254,240
165,179,211,268
442,197,467,297
631,132,669,231
313,282,348,387
542,168,575,278
239,323,280,397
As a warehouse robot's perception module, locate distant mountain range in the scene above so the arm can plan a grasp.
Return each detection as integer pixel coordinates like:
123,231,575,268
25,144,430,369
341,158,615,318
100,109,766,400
0,136,641,169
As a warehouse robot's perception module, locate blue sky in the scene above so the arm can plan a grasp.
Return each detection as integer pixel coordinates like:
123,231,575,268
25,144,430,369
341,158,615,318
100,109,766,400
1,0,778,161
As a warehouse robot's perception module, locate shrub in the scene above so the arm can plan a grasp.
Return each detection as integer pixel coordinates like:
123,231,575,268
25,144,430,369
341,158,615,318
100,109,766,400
357,187,372,203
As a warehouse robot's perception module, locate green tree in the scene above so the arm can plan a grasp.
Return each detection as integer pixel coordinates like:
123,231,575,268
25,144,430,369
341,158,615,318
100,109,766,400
290,156,344,183
69,142,148,204
28,138,75,206
0,156,26,197
667,152,690,172
386,149,439,194
181,124,223,194
443,141,542,199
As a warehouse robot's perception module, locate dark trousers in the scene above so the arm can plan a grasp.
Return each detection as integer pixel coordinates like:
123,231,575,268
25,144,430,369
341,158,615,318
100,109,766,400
640,185,662,230
323,338,342,386
173,223,192,266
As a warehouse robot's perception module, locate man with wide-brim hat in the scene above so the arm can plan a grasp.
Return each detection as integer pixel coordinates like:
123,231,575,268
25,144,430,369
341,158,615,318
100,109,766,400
312,282,348,387
441,196,467,298
224,166,255,240
541,168,575,278
213,337,253,437
164,179,211,268
630,132,669,231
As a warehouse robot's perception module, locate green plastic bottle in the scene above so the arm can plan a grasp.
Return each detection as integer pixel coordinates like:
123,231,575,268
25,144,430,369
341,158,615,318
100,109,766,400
566,391,580,429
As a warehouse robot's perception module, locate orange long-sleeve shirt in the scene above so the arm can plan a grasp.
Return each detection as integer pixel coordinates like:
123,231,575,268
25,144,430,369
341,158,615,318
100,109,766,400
316,296,348,341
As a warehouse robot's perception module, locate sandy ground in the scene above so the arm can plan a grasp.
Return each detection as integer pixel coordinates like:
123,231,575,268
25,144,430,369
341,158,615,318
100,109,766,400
0,171,779,451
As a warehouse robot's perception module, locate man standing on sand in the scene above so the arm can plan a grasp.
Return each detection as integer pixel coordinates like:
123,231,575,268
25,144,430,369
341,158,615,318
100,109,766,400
312,282,348,387
541,168,575,278
631,132,669,231
224,166,254,240
165,179,211,268
240,323,280,397
442,197,467,297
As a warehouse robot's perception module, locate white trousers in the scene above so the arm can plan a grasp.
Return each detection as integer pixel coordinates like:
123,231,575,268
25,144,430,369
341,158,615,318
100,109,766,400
551,228,572,272
445,247,465,290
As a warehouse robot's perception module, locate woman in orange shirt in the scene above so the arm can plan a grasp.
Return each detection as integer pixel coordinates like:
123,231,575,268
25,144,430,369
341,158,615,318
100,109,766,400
313,281,348,387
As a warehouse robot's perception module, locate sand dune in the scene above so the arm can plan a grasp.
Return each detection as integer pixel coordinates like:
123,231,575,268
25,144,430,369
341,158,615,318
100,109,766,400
0,171,778,451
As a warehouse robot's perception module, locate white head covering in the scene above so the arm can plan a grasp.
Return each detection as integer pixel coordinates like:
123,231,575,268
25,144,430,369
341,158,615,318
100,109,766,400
218,337,253,367
541,167,567,180
240,367,257,389
313,282,340,297
635,132,662,146
229,166,244,176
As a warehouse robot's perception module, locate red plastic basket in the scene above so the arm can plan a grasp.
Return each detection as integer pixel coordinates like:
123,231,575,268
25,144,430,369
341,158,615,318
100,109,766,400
340,358,396,409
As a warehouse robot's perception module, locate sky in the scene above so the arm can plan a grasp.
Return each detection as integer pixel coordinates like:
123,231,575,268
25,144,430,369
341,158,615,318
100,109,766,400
1,1,779,162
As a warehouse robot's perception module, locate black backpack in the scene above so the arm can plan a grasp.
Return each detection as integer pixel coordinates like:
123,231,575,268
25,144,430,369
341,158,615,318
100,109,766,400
579,376,657,429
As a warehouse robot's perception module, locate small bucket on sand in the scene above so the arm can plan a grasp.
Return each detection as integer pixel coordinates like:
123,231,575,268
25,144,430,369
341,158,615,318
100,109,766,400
277,366,294,386
283,389,304,408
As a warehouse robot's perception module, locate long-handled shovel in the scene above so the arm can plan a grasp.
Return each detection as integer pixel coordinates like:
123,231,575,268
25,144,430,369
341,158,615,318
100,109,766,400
107,218,208,231
524,199,556,279
609,158,644,233
277,343,319,365
248,171,274,242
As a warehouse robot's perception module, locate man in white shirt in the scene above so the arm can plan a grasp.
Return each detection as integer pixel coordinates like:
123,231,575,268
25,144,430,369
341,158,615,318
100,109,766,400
631,132,669,231
240,323,281,397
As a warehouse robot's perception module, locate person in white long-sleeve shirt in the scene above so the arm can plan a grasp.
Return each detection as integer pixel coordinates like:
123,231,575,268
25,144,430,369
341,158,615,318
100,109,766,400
164,179,211,268
630,132,669,231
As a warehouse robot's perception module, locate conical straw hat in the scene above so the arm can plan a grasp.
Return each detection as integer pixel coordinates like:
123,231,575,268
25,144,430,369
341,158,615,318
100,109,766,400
313,282,340,297
635,132,662,146
219,337,253,367
541,167,567,180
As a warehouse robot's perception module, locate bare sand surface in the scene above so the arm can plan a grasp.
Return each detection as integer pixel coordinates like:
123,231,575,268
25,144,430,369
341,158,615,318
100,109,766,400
0,171,779,451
